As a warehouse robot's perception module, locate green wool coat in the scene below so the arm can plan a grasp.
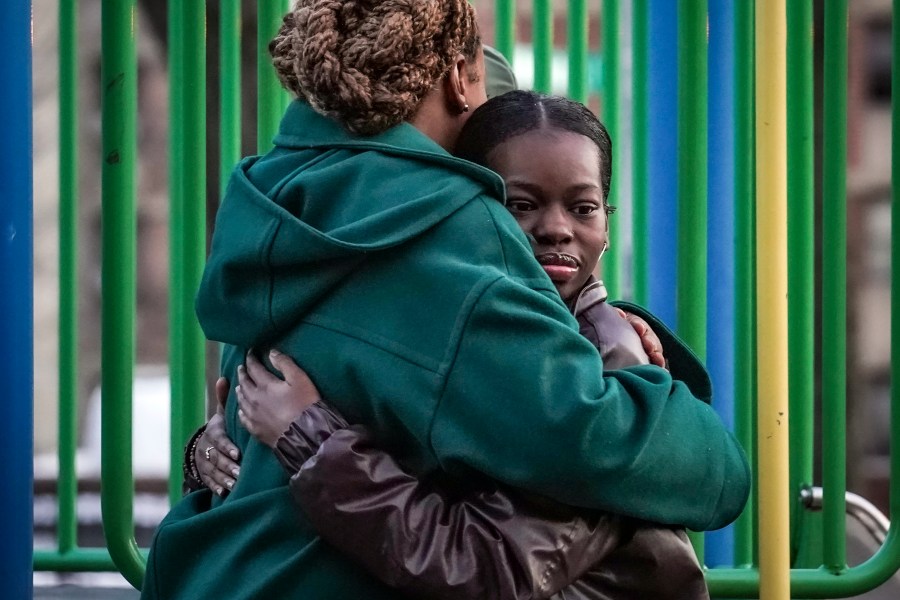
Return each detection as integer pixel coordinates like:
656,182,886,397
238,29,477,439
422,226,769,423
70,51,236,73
142,101,750,599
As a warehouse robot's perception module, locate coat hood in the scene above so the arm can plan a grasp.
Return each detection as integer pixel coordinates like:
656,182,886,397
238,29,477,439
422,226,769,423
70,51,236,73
196,102,505,349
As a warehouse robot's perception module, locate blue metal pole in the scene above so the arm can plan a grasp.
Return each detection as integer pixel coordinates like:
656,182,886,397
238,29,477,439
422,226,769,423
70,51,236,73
705,0,736,567
646,0,678,327
0,1,34,597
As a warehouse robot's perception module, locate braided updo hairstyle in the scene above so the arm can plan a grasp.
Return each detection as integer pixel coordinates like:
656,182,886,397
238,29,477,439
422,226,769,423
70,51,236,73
270,0,480,135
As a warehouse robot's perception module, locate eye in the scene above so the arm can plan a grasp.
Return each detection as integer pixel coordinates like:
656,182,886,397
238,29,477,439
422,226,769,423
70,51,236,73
506,198,537,213
570,202,600,217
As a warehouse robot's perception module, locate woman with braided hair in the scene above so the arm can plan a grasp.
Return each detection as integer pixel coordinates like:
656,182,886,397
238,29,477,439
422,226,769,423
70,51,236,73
142,2,748,599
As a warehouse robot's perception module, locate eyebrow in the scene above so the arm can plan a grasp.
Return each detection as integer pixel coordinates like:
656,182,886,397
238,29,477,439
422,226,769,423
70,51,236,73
505,180,601,195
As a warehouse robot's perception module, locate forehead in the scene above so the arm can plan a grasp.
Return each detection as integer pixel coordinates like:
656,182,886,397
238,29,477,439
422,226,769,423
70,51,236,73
487,128,601,182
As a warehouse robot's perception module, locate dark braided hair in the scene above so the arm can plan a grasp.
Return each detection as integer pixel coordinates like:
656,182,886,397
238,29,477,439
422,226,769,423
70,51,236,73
269,0,480,136
455,90,614,206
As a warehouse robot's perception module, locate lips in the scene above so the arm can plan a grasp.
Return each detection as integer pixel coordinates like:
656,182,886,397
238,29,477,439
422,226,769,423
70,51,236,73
536,252,580,268
536,252,580,282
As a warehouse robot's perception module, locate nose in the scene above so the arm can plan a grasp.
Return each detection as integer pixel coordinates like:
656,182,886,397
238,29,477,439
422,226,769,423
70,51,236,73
532,205,573,245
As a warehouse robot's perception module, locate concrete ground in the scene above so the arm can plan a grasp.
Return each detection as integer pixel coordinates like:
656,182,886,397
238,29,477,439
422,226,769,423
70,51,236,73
35,585,139,599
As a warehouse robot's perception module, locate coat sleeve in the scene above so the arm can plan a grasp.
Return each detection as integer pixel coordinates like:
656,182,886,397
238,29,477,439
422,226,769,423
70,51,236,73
429,275,750,531
289,420,627,600
609,300,713,404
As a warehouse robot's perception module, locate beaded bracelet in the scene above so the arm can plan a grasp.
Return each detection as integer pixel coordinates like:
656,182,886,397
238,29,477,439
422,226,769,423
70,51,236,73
182,425,207,492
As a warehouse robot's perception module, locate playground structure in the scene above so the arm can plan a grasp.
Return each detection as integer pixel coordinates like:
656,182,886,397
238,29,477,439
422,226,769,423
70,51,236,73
2,0,900,598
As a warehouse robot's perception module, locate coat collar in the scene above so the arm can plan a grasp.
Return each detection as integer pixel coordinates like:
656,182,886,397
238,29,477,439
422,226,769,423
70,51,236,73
570,276,608,317
272,102,507,200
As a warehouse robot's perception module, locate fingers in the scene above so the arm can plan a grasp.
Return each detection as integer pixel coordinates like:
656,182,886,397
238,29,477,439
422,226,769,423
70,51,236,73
268,349,303,385
235,385,256,436
624,314,649,337
195,430,240,497
245,351,289,388
619,310,666,368
206,413,241,461
214,377,230,412
237,364,254,394
647,348,666,369
242,353,262,388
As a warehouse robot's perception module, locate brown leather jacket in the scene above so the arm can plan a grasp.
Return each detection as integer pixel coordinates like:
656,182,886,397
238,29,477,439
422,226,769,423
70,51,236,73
278,404,707,600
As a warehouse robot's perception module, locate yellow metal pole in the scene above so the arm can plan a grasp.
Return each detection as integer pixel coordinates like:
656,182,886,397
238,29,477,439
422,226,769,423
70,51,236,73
755,0,790,598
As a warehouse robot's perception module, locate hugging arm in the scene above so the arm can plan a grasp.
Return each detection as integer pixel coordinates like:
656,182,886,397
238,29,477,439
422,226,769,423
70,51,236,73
282,406,625,600
430,275,749,530
227,353,620,600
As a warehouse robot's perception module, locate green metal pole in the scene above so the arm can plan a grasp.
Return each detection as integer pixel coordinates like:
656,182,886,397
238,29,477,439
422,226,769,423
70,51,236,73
495,0,515,64
532,0,553,93
677,0,708,562
58,0,79,555
601,0,618,294
631,0,648,306
821,0,848,572
786,0,815,561
677,0,708,358
100,0,145,587
167,0,185,504
34,548,119,572
567,0,588,104
258,1,285,152
221,0,242,196
168,0,208,505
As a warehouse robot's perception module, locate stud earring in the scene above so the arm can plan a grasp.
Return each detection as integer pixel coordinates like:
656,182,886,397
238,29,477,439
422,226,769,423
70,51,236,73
462,103,469,113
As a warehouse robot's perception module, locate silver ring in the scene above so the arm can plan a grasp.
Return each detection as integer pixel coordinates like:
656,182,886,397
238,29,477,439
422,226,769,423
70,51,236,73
204,445,214,461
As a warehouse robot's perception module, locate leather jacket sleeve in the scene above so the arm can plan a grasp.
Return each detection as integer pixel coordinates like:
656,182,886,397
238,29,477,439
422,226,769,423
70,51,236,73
286,417,628,600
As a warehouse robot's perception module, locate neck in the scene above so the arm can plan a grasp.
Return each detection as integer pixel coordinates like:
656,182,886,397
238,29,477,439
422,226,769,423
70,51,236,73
409,88,457,152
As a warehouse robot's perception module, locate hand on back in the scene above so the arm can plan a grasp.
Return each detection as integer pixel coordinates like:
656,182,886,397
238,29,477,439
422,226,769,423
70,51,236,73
237,350,322,448
193,350,322,496
615,308,666,368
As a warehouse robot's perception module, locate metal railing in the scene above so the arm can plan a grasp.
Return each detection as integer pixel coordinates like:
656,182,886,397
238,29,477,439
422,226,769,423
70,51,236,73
18,1,900,597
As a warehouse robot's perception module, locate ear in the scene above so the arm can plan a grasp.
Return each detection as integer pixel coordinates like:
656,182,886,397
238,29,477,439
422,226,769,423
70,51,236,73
442,53,471,115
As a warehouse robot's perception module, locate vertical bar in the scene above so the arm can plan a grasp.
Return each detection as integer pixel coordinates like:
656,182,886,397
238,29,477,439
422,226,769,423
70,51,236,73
646,0,678,327
0,1,34,596
601,0,619,293
733,0,756,567
631,0,648,306
167,0,186,504
893,0,900,530
567,0,588,103
58,0,79,553
786,0,815,556
169,0,208,504
101,0,146,587
756,0,790,596
677,0,708,358
532,0,553,93
221,0,243,196
705,0,736,567
258,1,285,152
678,0,708,561
494,0,515,63
821,0,848,572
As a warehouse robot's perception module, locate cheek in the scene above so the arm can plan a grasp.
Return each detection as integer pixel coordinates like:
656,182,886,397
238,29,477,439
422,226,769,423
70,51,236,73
512,214,539,239
578,227,608,264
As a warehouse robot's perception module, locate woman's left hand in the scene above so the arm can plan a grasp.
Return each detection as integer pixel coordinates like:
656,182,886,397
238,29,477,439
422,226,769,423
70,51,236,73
615,308,666,369
236,350,323,448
